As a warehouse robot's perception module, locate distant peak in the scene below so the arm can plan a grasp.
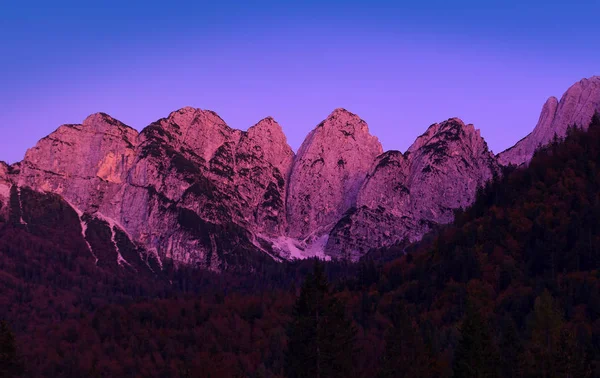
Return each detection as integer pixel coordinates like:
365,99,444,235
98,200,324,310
248,116,284,135
256,116,277,124
165,107,228,131
327,108,358,119
408,117,485,154
82,112,130,130
582,75,600,84
444,117,466,126
172,106,197,115
168,106,224,119
563,76,600,97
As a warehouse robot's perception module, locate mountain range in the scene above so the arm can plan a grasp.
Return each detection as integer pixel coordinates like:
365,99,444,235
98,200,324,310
1,76,599,270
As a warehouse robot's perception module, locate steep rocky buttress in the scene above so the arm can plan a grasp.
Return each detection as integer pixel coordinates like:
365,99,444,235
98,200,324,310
5,76,598,267
287,109,383,239
499,76,600,166
326,118,499,260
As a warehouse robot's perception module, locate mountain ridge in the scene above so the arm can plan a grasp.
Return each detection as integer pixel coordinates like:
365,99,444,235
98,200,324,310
2,76,599,269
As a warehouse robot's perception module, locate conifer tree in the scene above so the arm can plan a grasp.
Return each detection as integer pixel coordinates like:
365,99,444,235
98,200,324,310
285,261,356,378
499,316,526,378
0,321,24,377
379,302,433,378
452,302,499,378
527,290,563,378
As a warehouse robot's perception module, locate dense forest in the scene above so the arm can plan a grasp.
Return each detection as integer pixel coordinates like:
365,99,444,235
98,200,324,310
2,113,600,377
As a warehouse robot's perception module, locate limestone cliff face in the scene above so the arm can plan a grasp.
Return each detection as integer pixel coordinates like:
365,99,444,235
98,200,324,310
286,108,383,240
325,151,412,260
499,76,600,166
235,117,294,235
10,75,599,268
14,107,295,269
3,110,500,265
0,162,10,219
17,112,138,219
327,119,499,260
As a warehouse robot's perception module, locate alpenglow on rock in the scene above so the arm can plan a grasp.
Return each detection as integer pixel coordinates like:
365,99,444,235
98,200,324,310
326,118,499,260
499,76,600,166
287,108,383,239
6,76,597,268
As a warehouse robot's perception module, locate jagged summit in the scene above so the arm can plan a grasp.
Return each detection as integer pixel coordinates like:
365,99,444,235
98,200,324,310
248,116,285,134
326,115,498,260
499,75,600,166
287,108,383,239
82,112,134,130
5,76,599,267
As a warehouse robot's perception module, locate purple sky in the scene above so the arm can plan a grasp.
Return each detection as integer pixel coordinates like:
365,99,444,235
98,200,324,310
1,1,598,163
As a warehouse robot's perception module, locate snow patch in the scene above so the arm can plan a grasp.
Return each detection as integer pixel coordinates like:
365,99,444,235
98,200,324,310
146,247,163,269
97,214,131,267
62,199,98,264
95,212,133,240
16,187,27,226
265,234,331,261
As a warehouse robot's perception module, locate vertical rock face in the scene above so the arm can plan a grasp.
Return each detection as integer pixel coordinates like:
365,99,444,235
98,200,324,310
11,107,297,269
120,108,295,267
17,112,138,217
0,162,10,219
11,76,597,268
5,108,500,265
160,107,239,161
327,118,499,260
405,118,498,224
235,117,294,235
286,108,383,239
499,76,600,166
325,151,412,260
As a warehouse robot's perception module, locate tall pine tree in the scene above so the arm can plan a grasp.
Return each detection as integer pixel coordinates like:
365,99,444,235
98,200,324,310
379,302,435,378
0,321,24,377
285,261,356,378
498,315,526,378
526,290,563,378
452,302,499,378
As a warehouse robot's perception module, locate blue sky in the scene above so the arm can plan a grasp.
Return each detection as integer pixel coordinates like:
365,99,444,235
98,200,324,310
1,0,598,163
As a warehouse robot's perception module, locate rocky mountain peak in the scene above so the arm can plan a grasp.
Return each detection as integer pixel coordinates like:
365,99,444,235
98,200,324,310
11,76,598,267
147,107,237,162
499,75,600,166
247,116,284,139
18,113,138,213
239,117,294,177
326,115,499,260
287,109,383,239
408,118,486,155
316,108,373,135
83,112,133,129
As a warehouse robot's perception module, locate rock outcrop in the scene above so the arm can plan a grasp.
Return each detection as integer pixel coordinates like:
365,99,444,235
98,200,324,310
8,76,598,267
13,107,296,269
286,108,383,240
17,112,138,217
1,110,504,266
0,162,10,219
499,76,600,166
327,118,499,260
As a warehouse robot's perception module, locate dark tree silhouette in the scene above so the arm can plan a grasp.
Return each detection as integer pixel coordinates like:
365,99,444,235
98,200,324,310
0,321,23,378
379,302,434,378
285,261,356,378
452,302,499,378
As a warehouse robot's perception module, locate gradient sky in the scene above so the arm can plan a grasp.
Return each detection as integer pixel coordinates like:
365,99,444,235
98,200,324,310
1,0,599,163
